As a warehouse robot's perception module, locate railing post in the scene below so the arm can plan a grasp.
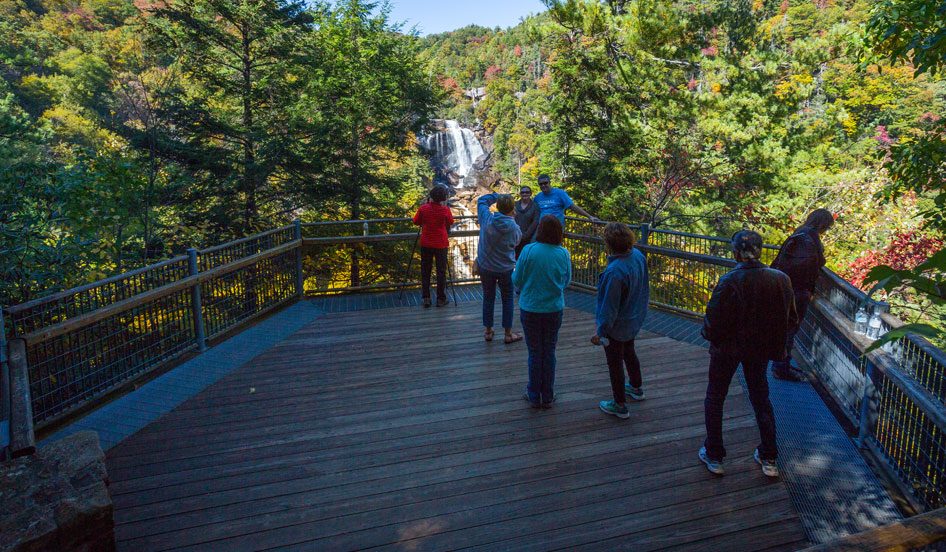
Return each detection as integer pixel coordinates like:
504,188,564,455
187,249,207,353
640,223,650,245
8,338,35,458
294,220,304,299
0,308,9,460
858,362,877,449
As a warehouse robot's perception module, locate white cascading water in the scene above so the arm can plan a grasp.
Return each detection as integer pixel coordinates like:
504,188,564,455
424,120,486,188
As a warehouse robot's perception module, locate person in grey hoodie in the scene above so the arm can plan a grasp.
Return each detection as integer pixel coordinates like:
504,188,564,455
477,193,523,343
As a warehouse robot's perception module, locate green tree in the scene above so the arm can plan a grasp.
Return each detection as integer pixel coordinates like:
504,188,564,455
143,0,313,235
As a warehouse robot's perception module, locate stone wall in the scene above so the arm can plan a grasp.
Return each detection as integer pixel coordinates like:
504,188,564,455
1,431,115,552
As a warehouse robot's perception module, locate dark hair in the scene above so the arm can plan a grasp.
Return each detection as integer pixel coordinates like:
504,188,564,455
520,186,532,194
799,208,834,234
731,230,763,260
603,222,633,253
496,194,514,214
535,214,563,246
430,185,447,203
537,174,551,185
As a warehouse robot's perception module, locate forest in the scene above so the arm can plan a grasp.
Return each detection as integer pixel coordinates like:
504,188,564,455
0,0,943,341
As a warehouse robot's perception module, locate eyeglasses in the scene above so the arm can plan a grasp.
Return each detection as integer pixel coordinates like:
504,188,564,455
520,191,532,195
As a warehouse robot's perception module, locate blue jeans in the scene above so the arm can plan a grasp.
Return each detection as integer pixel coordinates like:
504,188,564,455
520,309,563,405
703,350,778,461
480,269,514,329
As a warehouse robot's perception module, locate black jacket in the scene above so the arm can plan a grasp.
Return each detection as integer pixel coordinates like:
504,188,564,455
514,200,540,243
771,227,826,292
702,259,799,361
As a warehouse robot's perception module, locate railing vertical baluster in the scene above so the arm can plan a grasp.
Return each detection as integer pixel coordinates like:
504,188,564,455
187,249,207,353
640,223,650,245
858,362,877,449
294,220,304,299
8,338,34,458
0,308,9,459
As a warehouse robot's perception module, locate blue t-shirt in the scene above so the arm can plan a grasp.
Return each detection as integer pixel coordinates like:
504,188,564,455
534,188,574,226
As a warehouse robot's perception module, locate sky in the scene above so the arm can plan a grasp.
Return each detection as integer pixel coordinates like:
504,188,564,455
382,0,548,36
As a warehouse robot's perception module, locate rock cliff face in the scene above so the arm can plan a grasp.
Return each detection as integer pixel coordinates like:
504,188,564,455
1,431,115,552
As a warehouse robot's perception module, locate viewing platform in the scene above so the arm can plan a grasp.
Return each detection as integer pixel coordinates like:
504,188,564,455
3,218,946,551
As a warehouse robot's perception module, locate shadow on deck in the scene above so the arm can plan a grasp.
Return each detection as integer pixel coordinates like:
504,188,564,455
100,298,809,551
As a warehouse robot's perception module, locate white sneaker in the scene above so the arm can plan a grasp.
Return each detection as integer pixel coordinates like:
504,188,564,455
699,446,724,475
755,449,779,477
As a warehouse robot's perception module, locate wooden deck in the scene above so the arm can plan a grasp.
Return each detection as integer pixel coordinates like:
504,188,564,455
104,300,808,551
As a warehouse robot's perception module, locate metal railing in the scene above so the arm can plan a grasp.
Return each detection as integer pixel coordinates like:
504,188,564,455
2,215,946,521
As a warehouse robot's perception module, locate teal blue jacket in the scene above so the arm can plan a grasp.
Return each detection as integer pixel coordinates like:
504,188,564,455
513,242,571,313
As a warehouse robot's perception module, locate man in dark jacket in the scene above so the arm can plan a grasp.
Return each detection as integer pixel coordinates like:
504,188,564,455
699,230,798,478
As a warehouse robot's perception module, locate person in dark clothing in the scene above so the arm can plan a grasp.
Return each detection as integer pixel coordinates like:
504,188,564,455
592,222,650,419
412,185,454,308
699,230,798,478
769,209,834,381
514,186,540,258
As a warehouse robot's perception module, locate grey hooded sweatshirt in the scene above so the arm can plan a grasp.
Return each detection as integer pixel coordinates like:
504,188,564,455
476,193,522,273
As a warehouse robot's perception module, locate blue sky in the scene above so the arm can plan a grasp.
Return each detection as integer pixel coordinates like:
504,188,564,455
382,0,548,36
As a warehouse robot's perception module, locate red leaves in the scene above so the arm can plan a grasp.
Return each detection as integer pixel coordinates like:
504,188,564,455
843,231,944,288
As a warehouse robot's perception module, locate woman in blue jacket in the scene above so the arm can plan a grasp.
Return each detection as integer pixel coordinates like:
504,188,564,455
477,193,522,343
513,215,572,408
592,222,650,419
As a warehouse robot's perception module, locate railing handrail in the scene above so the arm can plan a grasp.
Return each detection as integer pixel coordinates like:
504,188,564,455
17,240,300,347
4,255,189,316
197,224,294,255
798,506,946,551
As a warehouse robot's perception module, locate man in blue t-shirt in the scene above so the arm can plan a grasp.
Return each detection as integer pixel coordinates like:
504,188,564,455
533,174,599,231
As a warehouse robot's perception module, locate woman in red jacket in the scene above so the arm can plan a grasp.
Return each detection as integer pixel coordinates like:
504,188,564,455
412,185,455,307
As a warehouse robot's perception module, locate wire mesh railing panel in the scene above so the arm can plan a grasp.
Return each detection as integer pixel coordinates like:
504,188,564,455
302,222,365,238
645,253,730,317
872,371,946,510
648,229,779,265
7,257,190,337
795,304,867,423
563,235,608,289
885,336,946,411
25,288,195,424
198,226,296,271
200,249,297,338
301,230,479,295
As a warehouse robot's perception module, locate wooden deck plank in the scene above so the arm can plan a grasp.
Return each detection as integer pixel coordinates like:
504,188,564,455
106,300,805,552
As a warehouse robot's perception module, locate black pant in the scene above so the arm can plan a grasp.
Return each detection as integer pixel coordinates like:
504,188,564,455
783,288,811,361
703,350,778,461
604,338,641,403
420,246,447,300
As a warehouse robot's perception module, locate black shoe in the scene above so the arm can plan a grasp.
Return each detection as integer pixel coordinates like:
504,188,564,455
773,367,805,382
423,297,432,308
436,297,449,307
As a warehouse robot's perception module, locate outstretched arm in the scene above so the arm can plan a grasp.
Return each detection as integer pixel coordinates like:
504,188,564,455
568,203,600,222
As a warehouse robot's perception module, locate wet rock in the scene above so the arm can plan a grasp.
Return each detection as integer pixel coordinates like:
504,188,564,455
1,431,115,552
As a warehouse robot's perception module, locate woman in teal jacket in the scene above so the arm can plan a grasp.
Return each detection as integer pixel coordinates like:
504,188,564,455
513,215,572,408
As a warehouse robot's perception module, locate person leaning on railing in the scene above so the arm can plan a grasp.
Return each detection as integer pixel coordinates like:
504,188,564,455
591,222,650,420
412,185,454,308
699,230,798,478
769,208,834,382
513,215,572,408
476,192,523,343
532,174,600,235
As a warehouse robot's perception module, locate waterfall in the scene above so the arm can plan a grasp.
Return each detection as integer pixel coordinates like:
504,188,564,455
423,120,486,188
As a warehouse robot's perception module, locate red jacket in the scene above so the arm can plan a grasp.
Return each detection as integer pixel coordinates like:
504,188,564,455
412,203,454,248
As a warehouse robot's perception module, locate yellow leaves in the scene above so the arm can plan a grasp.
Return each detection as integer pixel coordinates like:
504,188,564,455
711,83,721,94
